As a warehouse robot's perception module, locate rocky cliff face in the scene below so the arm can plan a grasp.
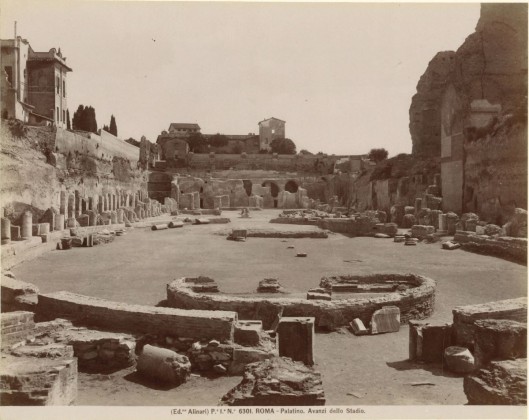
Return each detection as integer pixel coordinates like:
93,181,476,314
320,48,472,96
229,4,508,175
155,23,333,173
410,3,527,158
409,51,456,157
0,121,147,223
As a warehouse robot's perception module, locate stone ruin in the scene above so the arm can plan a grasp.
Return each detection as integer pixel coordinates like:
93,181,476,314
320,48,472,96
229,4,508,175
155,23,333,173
408,297,527,405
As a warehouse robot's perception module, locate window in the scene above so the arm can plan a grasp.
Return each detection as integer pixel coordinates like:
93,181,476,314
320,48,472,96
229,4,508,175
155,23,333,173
271,129,275,134
56,76,60,94
63,80,66,97
56,107,59,122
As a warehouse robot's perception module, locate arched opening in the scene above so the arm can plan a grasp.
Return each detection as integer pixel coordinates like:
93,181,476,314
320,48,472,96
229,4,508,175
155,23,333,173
242,180,252,197
285,180,299,193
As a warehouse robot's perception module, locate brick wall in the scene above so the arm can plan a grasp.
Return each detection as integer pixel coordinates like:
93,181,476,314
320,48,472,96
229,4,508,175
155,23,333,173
167,275,436,330
1,311,35,349
36,291,237,342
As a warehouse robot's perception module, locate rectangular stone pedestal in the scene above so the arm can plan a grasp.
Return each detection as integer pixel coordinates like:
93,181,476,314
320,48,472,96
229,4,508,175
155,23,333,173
277,317,314,365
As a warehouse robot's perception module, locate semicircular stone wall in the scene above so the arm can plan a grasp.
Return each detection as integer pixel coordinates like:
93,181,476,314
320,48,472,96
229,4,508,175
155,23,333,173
166,273,436,330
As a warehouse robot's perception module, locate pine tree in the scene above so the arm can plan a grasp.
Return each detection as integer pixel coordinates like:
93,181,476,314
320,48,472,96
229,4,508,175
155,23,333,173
66,109,71,130
72,105,84,130
109,115,118,136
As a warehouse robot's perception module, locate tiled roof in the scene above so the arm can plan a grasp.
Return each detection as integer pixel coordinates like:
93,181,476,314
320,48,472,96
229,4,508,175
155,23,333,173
258,117,286,124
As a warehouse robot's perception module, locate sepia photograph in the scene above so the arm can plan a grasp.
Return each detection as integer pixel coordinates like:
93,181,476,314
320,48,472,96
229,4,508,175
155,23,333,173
0,1,527,419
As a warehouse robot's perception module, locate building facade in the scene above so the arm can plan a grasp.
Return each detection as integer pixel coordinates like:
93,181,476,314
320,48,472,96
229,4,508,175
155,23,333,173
258,117,286,151
1,36,72,127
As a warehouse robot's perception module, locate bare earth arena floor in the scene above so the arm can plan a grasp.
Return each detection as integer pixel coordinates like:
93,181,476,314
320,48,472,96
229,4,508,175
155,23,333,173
12,210,527,406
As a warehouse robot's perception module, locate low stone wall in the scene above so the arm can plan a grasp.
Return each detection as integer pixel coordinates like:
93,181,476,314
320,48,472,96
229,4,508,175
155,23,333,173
454,231,527,264
166,274,436,330
36,291,237,342
452,297,528,350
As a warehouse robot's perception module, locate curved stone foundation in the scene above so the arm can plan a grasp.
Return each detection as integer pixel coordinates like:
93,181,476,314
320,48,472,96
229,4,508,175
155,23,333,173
166,274,436,330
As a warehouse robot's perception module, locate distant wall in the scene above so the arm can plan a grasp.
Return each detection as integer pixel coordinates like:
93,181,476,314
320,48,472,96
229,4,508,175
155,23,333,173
55,128,139,163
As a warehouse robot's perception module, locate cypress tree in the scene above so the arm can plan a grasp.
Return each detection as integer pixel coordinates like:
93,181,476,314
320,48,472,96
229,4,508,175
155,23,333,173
109,115,118,136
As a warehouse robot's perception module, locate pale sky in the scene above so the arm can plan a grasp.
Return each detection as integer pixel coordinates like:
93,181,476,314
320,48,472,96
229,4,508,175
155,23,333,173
1,1,481,155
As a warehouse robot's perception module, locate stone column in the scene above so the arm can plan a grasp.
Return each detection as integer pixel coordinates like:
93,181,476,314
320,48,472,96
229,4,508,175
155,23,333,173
39,223,50,235
21,211,32,239
60,191,68,216
446,212,459,235
55,214,65,231
1,217,11,244
277,317,315,366
414,198,422,214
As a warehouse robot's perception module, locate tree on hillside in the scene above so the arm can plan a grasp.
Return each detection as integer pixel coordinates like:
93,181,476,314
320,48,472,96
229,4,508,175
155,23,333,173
368,148,389,163
109,115,118,136
209,133,229,148
270,138,296,155
66,109,71,130
187,133,208,153
103,124,109,133
72,105,98,134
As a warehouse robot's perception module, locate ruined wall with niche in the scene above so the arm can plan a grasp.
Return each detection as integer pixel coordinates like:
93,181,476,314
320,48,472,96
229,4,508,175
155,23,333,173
320,156,440,214
0,122,148,224
438,3,527,222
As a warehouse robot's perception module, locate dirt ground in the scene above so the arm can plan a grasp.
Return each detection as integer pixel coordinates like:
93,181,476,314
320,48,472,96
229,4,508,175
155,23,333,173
12,210,527,406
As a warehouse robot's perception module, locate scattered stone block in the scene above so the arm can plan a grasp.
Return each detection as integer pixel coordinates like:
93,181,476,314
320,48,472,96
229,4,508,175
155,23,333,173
136,344,191,385
193,218,210,225
296,252,308,257
277,317,315,365
228,347,275,375
370,306,400,334
404,239,418,246
257,278,282,293
411,225,435,240
168,221,184,228
464,358,527,405
307,292,332,301
408,321,453,363
453,297,528,350
151,223,168,231
444,346,475,373
394,235,405,243
350,318,369,336
374,233,390,238
473,319,527,368
442,241,461,250
221,357,325,406
234,321,262,347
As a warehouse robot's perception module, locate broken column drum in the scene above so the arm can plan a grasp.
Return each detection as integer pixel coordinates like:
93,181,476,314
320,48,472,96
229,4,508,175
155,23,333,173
277,317,315,365
21,211,32,239
54,214,65,231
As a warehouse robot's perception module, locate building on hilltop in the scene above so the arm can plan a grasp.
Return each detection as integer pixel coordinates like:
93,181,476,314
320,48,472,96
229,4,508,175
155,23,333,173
1,34,72,128
258,117,286,151
168,123,201,136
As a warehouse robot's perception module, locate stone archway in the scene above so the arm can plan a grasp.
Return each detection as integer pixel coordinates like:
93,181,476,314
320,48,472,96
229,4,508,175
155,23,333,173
243,180,253,197
285,180,299,193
